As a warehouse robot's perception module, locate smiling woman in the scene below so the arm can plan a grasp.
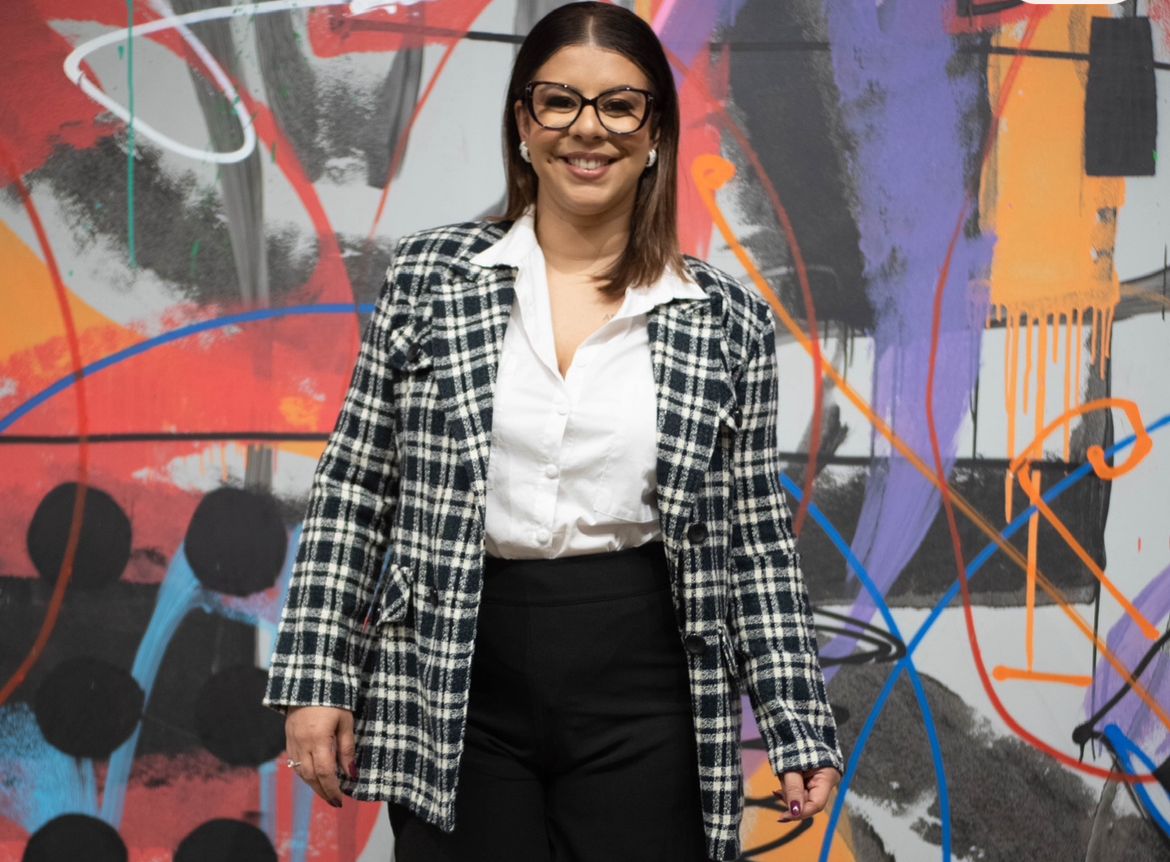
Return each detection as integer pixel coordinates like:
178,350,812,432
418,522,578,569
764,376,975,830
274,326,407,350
263,3,843,861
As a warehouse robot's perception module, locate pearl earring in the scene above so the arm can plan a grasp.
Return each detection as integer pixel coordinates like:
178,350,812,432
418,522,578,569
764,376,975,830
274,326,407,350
519,141,531,163
646,148,658,168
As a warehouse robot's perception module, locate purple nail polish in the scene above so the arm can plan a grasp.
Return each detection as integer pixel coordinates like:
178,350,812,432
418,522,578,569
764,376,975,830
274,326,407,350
790,801,801,817
348,761,359,779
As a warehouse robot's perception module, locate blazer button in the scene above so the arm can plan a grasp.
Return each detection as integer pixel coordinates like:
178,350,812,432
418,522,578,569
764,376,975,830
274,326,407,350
407,342,422,362
686,522,708,544
683,634,708,656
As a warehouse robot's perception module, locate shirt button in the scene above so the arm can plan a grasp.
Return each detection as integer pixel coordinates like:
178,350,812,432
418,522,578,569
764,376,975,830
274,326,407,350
545,464,559,478
556,402,569,415
536,528,551,543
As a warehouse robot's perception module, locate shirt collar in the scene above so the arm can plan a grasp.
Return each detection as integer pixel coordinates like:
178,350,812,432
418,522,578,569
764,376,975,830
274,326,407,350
470,208,708,309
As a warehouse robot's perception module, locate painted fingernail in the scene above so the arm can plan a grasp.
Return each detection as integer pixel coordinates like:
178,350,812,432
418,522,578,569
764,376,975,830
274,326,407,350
348,761,359,779
789,801,801,817
331,799,343,809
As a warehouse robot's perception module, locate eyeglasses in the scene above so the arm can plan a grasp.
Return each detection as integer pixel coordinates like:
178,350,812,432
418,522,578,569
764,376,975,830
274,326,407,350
524,81,655,135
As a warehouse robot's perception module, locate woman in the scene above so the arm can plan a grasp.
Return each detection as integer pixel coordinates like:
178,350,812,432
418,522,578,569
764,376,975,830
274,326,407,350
264,3,843,861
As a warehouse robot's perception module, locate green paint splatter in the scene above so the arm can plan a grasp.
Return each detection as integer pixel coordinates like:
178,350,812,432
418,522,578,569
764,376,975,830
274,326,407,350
117,45,124,60
270,140,278,163
126,0,137,269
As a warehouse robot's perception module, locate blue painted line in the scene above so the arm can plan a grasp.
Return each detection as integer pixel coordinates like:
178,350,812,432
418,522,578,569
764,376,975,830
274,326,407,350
820,413,1170,859
102,544,202,825
0,303,372,434
1102,724,1170,838
781,475,951,862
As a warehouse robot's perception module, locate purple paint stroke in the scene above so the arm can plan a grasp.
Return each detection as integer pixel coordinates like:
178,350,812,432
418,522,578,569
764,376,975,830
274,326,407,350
818,1,995,672
656,0,749,79
1084,562,1170,761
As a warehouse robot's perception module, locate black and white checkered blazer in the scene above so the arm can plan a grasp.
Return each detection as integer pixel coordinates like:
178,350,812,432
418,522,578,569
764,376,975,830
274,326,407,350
263,219,843,861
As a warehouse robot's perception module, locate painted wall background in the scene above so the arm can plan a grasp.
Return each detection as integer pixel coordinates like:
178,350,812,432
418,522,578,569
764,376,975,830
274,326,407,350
1,0,1168,859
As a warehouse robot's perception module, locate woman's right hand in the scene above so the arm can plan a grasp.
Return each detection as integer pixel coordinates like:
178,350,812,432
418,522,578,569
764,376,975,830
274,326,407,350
284,705,357,808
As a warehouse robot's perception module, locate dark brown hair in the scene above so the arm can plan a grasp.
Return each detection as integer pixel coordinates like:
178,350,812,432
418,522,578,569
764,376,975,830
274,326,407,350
500,1,684,298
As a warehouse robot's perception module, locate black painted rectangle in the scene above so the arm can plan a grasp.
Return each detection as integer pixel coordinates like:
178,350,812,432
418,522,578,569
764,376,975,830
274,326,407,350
1085,17,1157,177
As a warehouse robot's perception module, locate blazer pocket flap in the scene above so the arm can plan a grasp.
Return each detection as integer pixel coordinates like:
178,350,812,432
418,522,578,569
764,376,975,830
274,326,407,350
718,625,743,689
367,560,413,626
386,318,432,373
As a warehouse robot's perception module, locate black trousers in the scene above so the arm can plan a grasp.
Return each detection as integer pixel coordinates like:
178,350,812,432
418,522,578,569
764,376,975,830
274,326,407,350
388,540,711,862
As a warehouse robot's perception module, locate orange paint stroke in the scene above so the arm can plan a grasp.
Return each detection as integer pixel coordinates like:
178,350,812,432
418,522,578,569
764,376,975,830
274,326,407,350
1023,316,1033,409
1063,313,1072,459
1010,398,1158,641
992,667,1091,686
659,39,827,540
928,7,1165,777
692,154,1170,749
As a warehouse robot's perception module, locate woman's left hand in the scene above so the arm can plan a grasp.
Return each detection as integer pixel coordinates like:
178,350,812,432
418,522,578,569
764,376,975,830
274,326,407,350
773,766,842,821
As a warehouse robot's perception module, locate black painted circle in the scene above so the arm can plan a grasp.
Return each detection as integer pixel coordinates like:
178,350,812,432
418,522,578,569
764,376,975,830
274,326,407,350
27,483,132,589
184,487,286,596
33,657,144,759
194,666,285,766
174,819,276,862
23,813,127,862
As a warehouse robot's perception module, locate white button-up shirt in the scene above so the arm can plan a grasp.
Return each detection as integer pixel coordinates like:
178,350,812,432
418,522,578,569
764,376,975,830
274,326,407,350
470,211,708,559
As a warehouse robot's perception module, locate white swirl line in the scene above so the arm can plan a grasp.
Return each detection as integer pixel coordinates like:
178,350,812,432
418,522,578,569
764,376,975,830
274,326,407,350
62,0,345,164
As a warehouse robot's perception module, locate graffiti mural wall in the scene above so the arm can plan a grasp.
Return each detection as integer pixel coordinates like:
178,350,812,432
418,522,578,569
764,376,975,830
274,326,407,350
1,0,1167,859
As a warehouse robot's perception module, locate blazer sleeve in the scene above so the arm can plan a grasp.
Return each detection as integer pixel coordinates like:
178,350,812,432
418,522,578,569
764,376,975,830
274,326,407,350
262,241,408,714
726,305,844,776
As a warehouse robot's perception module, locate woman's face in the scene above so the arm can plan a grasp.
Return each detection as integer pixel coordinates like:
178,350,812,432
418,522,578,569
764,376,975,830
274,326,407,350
514,44,657,224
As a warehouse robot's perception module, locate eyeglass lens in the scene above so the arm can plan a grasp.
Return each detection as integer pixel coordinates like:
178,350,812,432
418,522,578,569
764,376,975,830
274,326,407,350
530,84,648,134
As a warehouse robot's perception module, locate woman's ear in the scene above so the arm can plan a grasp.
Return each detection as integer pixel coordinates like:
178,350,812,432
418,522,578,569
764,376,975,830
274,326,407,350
514,100,530,142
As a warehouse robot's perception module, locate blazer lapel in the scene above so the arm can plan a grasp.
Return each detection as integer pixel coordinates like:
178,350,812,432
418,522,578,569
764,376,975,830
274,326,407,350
647,284,737,546
429,262,516,508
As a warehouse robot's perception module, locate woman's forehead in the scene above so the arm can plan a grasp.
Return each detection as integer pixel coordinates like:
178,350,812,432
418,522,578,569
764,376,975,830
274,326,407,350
533,44,651,92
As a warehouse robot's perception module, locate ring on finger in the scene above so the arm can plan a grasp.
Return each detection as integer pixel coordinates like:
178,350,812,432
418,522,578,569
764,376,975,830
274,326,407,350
286,758,302,768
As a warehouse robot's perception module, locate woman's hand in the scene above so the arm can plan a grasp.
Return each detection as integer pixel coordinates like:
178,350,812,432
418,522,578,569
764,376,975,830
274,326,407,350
773,766,841,821
284,705,357,808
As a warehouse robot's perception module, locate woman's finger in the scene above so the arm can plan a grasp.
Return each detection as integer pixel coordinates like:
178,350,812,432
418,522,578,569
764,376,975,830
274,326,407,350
296,749,332,806
336,711,358,781
775,771,808,821
310,741,345,807
801,769,831,816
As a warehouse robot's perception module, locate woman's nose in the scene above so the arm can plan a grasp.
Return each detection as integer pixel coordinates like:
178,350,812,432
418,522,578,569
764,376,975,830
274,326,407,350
569,103,606,138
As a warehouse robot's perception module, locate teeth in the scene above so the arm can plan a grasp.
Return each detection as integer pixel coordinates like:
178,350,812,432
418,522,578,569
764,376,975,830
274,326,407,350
568,158,608,170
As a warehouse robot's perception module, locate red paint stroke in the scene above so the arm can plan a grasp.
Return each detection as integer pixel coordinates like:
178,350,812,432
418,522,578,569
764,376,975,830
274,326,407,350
132,20,358,312
662,43,825,537
308,0,490,57
946,0,1037,35
675,43,726,260
0,149,90,708
365,15,488,242
924,8,1156,782
0,0,129,178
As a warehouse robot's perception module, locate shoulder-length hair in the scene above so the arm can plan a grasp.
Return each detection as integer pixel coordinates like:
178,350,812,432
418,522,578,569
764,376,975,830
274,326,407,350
500,1,685,298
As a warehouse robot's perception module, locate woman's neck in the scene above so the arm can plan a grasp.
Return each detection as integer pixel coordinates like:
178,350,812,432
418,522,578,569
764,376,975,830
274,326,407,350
533,201,632,276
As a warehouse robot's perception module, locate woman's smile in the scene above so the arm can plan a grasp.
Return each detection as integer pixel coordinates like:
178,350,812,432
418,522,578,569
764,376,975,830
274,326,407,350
559,151,618,180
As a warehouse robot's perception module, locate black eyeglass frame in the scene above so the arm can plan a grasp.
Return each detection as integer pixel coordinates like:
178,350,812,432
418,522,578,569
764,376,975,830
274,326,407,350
523,81,656,135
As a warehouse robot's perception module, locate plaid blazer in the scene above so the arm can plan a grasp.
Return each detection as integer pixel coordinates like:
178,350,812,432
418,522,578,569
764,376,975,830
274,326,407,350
263,219,843,861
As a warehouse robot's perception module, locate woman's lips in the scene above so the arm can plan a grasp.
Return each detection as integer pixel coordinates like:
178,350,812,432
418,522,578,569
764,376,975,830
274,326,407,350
560,156,615,181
